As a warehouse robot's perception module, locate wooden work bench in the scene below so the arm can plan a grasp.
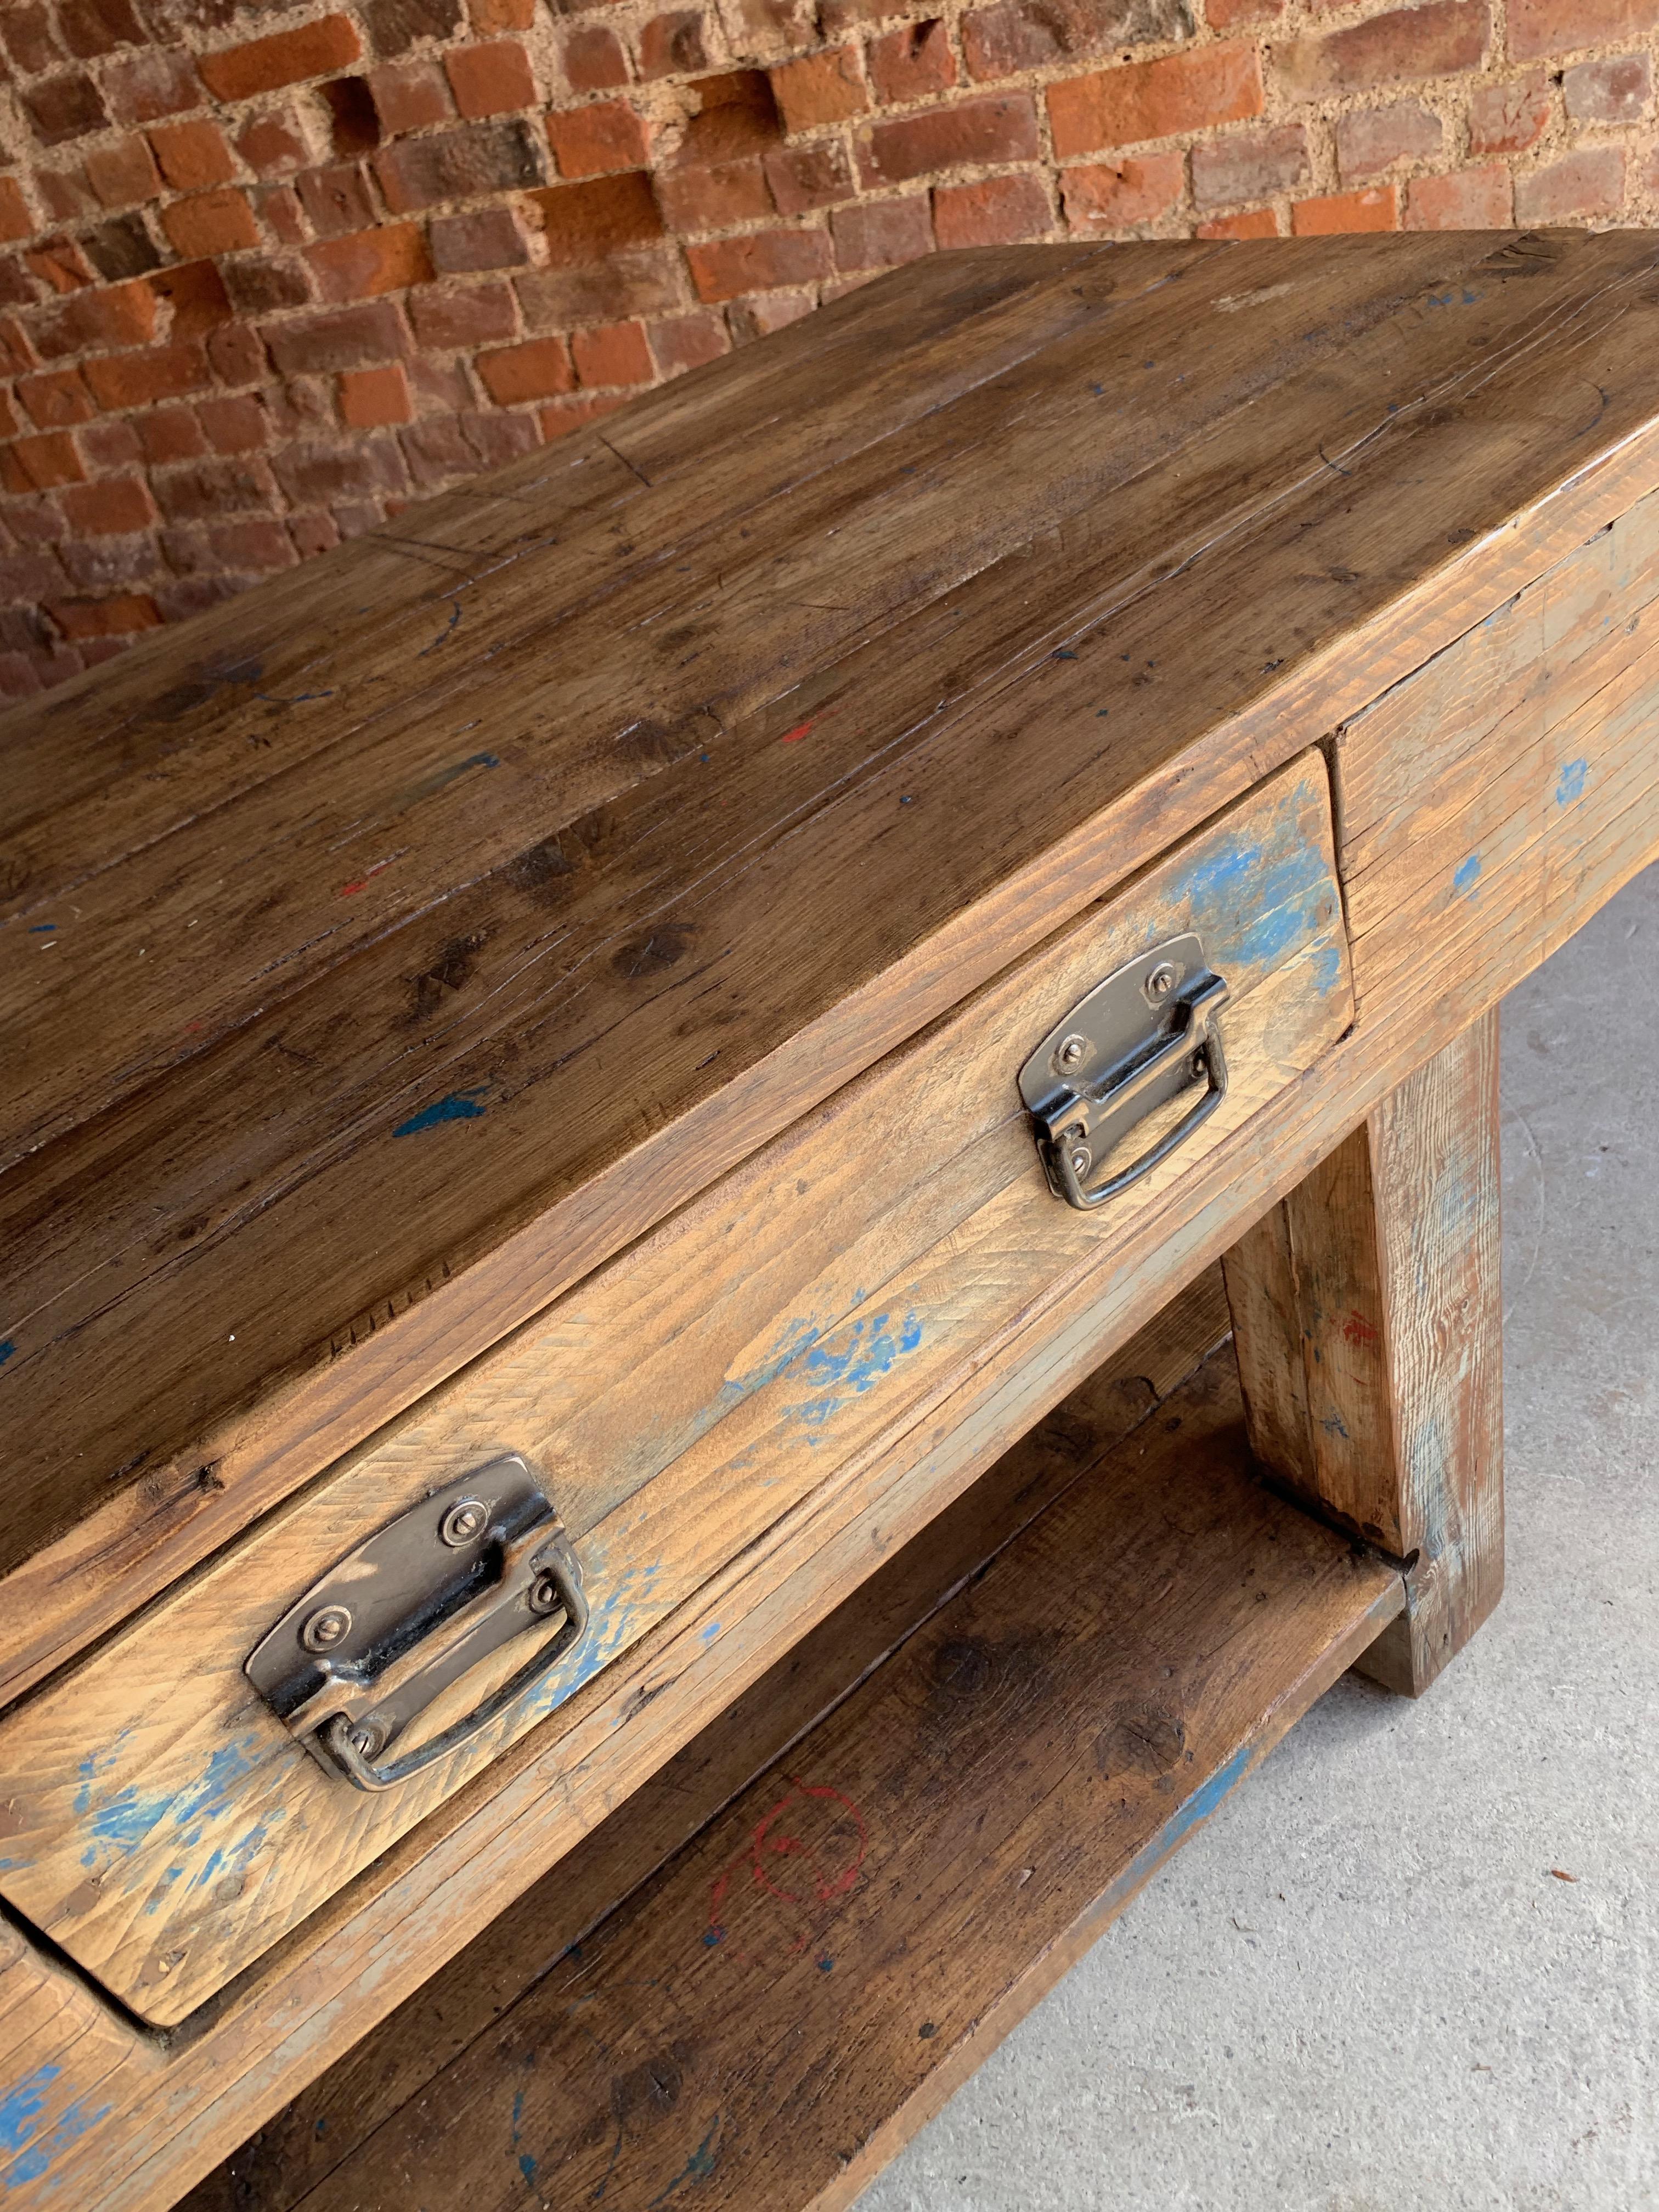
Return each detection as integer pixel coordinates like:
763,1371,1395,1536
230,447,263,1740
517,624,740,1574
1,228,1656,2211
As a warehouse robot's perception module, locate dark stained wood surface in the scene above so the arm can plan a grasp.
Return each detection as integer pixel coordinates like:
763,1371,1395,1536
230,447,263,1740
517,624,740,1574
179,1333,1398,2212
7,229,1659,1635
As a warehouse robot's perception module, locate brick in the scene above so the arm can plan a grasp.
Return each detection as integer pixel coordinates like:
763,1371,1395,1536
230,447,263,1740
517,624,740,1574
1290,183,1398,233
223,253,313,314
1191,122,1307,207
24,71,109,146
58,533,161,591
565,27,631,92
197,392,270,452
648,309,728,375
431,206,532,270
2,7,63,74
83,341,212,410
0,321,40,376
476,333,575,402
687,225,833,300
471,0,534,25
103,46,201,128
207,517,298,573
517,247,683,326
832,191,934,269
1059,150,1183,230
1335,100,1443,181
727,287,817,339
60,474,155,535
375,119,543,211
134,404,208,463
307,223,435,302
290,512,341,558
859,91,1039,183
79,416,143,467
264,299,408,375
548,101,651,178
0,653,44,700
540,393,629,440
1277,2,1488,102
199,16,362,103
444,38,536,117
340,363,414,426
1514,144,1625,221
933,170,1049,245
766,138,856,212
1509,0,1659,59
411,278,517,348
0,432,84,492
153,454,280,522
639,12,710,77
1048,47,1260,158
83,136,158,210
369,60,453,134
207,323,269,387
1564,53,1650,120
679,70,781,161
57,0,143,60
1404,159,1512,227
0,393,18,441
868,19,957,103
964,0,1190,82
153,258,235,336
25,236,98,295
1197,204,1278,235
0,262,32,312
1,496,62,545
572,317,653,386
149,120,236,191
1207,0,1281,24
17,369,95,428
0,180,31,246
407,356,469,413
82,215,160,284
529,172,663,266
295,165,371,239
49,594,163,637
364,0,464,57
161,187,261,259
657,156,774,230
34,278,157,357
237,111,308,177
771,45,867,131
33,167,99,225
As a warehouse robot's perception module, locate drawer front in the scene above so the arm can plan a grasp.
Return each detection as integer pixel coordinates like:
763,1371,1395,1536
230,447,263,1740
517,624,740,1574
0,752,1350,2024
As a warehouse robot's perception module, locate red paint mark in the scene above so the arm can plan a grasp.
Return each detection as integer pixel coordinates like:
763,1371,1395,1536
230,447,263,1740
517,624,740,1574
780,719,815,744
338,857,396,898
184,1019,205,1035
706,1779,867,1962
1342,1310,1379,1347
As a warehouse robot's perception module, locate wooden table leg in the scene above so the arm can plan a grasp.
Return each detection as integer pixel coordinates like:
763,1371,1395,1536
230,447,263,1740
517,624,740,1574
1223,1009,1503,1695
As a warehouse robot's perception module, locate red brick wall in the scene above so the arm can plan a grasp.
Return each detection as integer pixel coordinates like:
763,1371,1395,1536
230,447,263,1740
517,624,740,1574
0,0,1654,701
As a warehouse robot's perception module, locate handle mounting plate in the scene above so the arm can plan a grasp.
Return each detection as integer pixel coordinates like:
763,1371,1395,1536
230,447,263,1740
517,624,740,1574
1018,933,1230,1210
245,1457,588,1792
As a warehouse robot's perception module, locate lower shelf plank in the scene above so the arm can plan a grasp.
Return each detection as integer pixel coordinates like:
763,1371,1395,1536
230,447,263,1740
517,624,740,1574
187,1294,1398,2212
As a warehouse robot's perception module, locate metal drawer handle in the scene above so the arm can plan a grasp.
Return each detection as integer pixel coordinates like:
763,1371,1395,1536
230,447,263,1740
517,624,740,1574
1018,933,1230,1211
245,1457,588,1794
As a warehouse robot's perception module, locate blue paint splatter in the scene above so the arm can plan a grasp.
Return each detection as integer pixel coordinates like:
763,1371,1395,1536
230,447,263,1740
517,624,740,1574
700,1621,720,1644
511,2089,525,2145
1452,854,1482,896
0,1342,14,1369
394,1088,489,1137
27,924,54,933
647,2118,721,2205
518,2152,538,2187
0,2068,57,2155
1555,757,1588,805
703,1927,724,1947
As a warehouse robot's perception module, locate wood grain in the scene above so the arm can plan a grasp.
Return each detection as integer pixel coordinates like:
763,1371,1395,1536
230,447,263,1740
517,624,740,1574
176,1267,1232,2212
8,230,1659,1677
0,755,1350,2023
1224,1013,1502,1691
176,1341,1397,2212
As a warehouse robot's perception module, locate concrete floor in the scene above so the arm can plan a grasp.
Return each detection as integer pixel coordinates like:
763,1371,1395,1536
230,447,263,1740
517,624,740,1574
857,862,1659,2212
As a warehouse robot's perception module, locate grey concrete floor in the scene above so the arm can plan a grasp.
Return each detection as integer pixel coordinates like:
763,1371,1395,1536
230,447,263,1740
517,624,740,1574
856,862,1659,2212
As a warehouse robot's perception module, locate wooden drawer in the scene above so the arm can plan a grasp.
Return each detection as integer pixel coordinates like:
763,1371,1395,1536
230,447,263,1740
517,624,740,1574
0,751,1347,2025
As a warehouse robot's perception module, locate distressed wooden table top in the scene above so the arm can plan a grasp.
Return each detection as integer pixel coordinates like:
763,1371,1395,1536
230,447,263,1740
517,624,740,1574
5,225,1659,1646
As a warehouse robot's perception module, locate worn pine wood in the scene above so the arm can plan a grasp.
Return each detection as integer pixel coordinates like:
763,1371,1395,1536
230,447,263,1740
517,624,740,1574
0,753,1348,2024
178,1340,1398,2212
1224,1013,1502,1692
177,1268,1232,2212
7,234,1659,2212
9,232,1659,1711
